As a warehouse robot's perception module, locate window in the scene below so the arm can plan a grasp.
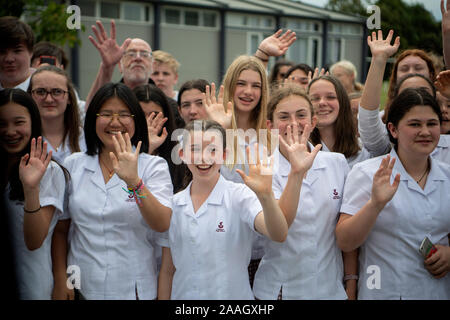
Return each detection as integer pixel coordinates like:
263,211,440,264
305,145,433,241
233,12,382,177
101,1,120,19
327,38,343,64
185,11,199,26
165,8,181,24
227,13,274,29
203,12,216,27
123,2,141,21
79,0,96,17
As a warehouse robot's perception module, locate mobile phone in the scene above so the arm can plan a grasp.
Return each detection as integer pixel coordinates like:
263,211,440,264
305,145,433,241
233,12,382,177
39,55,56,66
419,236,437,258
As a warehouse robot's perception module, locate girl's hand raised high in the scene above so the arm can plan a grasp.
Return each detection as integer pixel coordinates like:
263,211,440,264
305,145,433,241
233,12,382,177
370,155,401,209
367,29,400,60
147,112,168,155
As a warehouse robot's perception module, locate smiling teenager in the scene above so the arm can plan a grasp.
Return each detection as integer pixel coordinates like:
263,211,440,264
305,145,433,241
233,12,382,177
63,82,173,299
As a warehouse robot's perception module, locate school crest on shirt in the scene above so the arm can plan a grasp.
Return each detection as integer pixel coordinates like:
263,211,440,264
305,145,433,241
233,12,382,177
216,221,225,232
332,189,341,200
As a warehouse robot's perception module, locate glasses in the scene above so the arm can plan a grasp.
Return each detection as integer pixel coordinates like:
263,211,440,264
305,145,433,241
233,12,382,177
123,50,152,59
96,112,135,124
31,88,68,100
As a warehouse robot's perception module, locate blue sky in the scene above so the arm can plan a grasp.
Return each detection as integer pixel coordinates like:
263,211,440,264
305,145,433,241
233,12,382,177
299,0,443,21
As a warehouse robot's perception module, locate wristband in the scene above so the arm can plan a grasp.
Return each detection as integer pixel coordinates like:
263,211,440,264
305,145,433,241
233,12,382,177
257,47,270,57
343,274,359,281
24,205,41,214
254,54,268,62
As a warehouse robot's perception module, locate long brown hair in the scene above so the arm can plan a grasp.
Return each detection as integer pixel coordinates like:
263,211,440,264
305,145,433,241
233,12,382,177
28,65,81,153
308,75,360,158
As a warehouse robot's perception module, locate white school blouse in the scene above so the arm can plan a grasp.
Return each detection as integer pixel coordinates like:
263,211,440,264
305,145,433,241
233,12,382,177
4,161,65,300
64,152,173,300
162,175,262,300
253,148,349,300
340,148,450,299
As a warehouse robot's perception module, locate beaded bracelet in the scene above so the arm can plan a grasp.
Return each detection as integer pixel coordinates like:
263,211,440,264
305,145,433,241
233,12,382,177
122,179,147,206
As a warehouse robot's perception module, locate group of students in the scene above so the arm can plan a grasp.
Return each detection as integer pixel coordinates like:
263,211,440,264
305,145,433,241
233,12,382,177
1,2,450,300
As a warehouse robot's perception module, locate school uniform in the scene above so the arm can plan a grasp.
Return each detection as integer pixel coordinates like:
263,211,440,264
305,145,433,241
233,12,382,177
340,148,450,299
253,147,349,300
162,175,262,300
4,161,65,299
64,152,173,300
43,128,87,164
321,138,371,169
431,134,450,163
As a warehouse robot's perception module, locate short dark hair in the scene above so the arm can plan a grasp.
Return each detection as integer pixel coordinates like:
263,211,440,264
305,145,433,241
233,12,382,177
84,82,149,155
0,89,42,201
31,41,69,68
386,87,442,148
0,16,34,52
285,63,314,80
177,79,209,106
394,73,436,99
268,60,294,85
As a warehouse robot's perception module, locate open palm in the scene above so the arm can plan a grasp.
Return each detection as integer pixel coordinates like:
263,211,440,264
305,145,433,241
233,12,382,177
110,132,141,186
371,155,401,207
237,144,273,195
259,29,297,57
368,29,400,59
203,83,233,129
19,137,52,190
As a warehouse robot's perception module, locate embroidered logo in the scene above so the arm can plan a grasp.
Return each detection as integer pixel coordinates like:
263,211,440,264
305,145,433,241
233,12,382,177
216,221,225,232
333,189,341,200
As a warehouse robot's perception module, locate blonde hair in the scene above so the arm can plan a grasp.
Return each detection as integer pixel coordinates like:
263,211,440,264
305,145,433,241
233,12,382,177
330,60,364,92
152,50,180,74
221,55,271,168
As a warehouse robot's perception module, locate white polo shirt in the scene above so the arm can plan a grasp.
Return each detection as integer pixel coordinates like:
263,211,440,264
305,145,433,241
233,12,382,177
162,175,262,300
253,148,349,300
4,160,65,300
64,152,173,300
340,148,450,299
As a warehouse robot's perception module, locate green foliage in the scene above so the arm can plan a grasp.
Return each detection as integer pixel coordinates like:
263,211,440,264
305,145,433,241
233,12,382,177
0,0,84,48
325,0,370,17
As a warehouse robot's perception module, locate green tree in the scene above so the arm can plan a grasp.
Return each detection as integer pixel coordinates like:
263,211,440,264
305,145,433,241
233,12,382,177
0,0,84,48
325,0,369,17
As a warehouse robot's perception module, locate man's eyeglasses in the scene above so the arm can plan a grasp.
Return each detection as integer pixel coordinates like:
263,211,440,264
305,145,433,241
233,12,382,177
31,88,68,100
123,50,152,59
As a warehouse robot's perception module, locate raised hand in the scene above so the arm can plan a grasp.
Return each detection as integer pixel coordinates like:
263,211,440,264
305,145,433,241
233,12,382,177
88,20,131,68
370,155,401,208
236,144,273,196
147,112,168,154
258,29,297,58
203,83,233,129
435,70,450,99
307,67,328,85
279,123,321,174
367,29,400,60
110,132,141,186
442,0,450,35
19,137,52,191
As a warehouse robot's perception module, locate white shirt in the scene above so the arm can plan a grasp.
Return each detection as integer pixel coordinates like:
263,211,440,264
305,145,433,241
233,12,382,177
0,74,32,92
253,148,349,300
321,138,371,169
64,152,173,300
340,148,450,299
43,128,87,165
220,134,270,260
163,175,262,300
358,106,450,163
4,161,65,299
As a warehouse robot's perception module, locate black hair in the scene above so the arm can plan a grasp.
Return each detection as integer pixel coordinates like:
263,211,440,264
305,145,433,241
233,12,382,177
0,89,42,201
133,84,186,192
268,60,295,85
0,16,35,52
394,73,436,99
84,82,149,155
387,87,442,148
284,63,314,80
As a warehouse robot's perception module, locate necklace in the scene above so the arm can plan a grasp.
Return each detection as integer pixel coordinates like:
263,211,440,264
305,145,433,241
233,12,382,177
416,160,430,184
99,156,114,178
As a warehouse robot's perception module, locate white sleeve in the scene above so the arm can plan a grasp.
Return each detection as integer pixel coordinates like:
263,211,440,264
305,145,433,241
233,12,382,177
232,184,263,232
340,164,372,216
39,161,66,216
358,105,391,157
142,156,173,209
